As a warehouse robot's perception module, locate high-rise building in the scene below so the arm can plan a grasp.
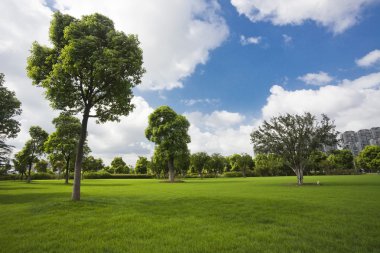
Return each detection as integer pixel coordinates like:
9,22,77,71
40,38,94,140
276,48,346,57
341,127,380,155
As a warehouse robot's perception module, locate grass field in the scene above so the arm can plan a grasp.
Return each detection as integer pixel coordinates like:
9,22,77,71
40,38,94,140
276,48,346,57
0,175,379,253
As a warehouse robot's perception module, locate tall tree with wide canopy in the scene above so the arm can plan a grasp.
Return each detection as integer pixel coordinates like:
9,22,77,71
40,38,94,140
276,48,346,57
0,73,22,165
27,12,144,200
251,113,338,185
145,106,190,182
44,113,82,184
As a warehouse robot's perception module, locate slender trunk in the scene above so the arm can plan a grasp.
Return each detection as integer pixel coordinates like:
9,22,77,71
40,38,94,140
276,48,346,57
167,157,175,183
27,162,32,183
65,156,70,184
297,167,304,185
72,107,90,201
242,168,246,178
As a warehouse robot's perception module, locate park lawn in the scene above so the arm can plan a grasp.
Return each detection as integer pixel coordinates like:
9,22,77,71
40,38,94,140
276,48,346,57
0,175,379,253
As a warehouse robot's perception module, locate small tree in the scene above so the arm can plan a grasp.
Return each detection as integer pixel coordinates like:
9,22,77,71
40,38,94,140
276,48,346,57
35,159,49,173
327,149,354,171
27,12,144,200
111,157,127,174
251,113,338,185
145,106,190,182
0,73,22,165
135,156,149,174
82,156,104,173
254,154,285,176
22,126,49,183
45,113,82,184
205,153,225,176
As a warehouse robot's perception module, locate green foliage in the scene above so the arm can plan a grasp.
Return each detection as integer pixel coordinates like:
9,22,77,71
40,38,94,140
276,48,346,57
356,145,380,172
327,149,354,170
83,171,152,179
236,153,254,177
135,156,149,174
34,159,48,173
82,156,104,172
0,73,22,164
254,153,285,176
190,152,209,177
222,171,244,177
110,156,128,174
145,106,190,182
204,153,226,175
251,113,338,184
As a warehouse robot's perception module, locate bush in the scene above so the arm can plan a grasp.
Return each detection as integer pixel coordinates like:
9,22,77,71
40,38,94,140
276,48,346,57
83,171,153,179
31,172,57,180
223,172,243,177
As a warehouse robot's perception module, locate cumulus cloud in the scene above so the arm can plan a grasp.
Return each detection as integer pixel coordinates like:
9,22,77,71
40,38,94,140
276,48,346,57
184,111,253,155
53,0,229,90
356,49,380,67
262,72,380,131
298,71,333,86
230,0,378,33
240,35,261,45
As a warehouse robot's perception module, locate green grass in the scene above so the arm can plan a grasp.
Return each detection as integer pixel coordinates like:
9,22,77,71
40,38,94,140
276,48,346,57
0,175,379,253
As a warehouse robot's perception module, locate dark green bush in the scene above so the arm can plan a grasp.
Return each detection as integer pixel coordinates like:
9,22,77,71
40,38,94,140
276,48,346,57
223,172,243,177
84,171,153,179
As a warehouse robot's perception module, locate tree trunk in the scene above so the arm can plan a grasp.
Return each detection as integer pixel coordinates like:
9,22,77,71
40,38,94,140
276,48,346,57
65,156,70,184
27,162,32,183
297,168,304,185
72,107,90,201
167,157,175,183
242,168,246,177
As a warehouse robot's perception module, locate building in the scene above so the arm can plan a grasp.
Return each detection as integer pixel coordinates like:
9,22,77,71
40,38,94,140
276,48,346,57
341,127,380,155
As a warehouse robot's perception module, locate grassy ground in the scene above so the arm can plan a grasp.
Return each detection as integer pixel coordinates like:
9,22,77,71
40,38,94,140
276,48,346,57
0,175,379,253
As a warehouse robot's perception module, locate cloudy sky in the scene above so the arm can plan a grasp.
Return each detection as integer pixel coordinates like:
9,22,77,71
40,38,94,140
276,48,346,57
1,0,380,166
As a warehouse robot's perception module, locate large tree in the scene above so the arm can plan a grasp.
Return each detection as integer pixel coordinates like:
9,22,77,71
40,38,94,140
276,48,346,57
251,113,338,185
27,12,144,200
145,106,190,182
0,73,22,164
44,113,82,184
22,126,49,183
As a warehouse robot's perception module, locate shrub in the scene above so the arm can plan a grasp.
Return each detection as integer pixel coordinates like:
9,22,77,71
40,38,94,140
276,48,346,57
223,172,243,177
83,171,153,179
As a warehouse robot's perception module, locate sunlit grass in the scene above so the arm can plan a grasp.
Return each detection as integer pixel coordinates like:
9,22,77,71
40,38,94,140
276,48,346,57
0,175,379,252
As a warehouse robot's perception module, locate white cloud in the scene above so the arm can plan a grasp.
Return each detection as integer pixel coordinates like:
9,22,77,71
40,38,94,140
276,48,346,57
181,98,220,106
298,71,333,86
231,0,378,34
262,72,380,132
184,111,253,156
240,35,261,45
356,49,380,67
53,0,229,90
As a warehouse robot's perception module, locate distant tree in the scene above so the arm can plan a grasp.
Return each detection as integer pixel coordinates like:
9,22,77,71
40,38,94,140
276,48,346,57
13,150,28,180
145,106,191,182
228,154,241,172
251,113,338,185
111,157,128,174
254,154,285,176
204,153,225,177
22,126,49,183
0,73,22,165
44,113,82,184
236,153,254,177
190,152,209,178
356,146,380,172
327,149,354,171
135,156,149,174
27,12,144,200
306,151,329,175
35,159,48,173
82,156,104,173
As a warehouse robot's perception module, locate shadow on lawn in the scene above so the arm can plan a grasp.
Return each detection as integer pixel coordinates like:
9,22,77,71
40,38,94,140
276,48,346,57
0,192,70,205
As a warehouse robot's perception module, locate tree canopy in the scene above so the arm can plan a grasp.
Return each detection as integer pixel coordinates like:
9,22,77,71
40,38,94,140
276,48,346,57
251,113,338,185
145,106,190,182
0,73,22,165
27,12,144,200
356,145,380,172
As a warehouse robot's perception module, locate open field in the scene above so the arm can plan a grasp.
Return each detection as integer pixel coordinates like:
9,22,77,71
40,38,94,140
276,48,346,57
0,175,379,253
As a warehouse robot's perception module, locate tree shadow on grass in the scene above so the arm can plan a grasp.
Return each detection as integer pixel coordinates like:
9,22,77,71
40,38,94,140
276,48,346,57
0,192,70,205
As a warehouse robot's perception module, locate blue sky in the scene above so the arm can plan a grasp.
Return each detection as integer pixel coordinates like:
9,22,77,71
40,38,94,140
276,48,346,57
1,0,380,165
